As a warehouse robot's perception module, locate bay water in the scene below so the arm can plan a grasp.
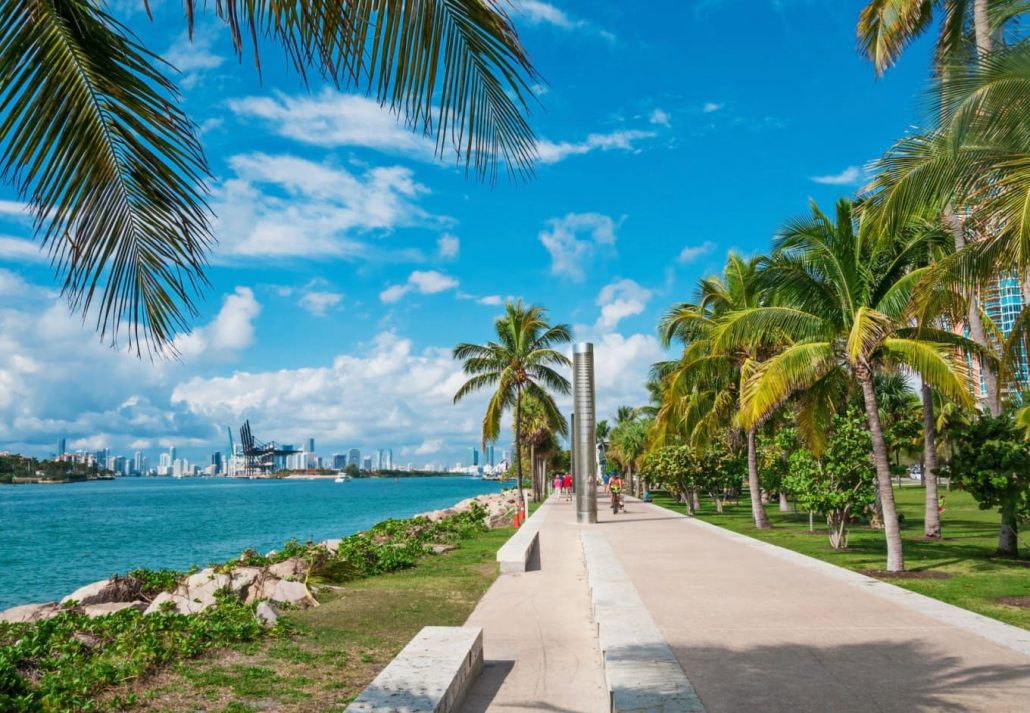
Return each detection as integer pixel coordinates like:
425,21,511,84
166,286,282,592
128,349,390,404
0,476,503,610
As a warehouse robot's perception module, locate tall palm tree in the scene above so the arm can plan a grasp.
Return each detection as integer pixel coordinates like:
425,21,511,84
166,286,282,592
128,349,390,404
857,1,1027,416
453,301,571,505
614,405,637,425
723,199,978,572
659,253,776,529
0,0,539,353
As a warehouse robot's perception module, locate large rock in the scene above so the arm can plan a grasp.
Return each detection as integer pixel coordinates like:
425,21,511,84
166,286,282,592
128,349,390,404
226,566,263,599
0,602,61,623
267,557,308,580
82,601,145,618
319,538,341,553
61,576,141,606
144,591,198,615
255,601,279,627
249,577,315,608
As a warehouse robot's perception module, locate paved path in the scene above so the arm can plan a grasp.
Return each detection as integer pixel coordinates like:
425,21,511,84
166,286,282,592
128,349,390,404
597,495,1030,713
459,496,608,713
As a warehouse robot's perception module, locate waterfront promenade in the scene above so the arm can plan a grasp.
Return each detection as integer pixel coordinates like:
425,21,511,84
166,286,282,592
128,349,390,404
461,494,1030,712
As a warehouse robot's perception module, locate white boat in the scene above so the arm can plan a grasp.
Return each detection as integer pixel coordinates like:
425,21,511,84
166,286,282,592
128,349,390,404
334,475,351,483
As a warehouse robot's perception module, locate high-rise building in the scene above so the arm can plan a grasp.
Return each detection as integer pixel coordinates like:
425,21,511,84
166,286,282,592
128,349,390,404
469,447,479,466
486,444,495,466
362,456,372,471
332,453,347,469
347,448,361,468
211,451,223,474
133,451,143,475
168,446,176,463
57,437,66,457
306,437,315,453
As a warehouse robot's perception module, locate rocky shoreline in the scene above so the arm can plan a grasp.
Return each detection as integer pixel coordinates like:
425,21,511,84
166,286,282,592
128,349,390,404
0,489,521,626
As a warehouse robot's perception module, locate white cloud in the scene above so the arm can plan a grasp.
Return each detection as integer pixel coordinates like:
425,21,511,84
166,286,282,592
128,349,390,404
536,129,655,164
212,153,435,258
649,108,671,127
511,1,614,40
164,25,224,89
437,234,460,259
538,213,618,281
702,102,724,113
0,268,31,296
477,295,503,306
0,236,46,262
415,439,443,455
678,240,716,263
229,89,432,159
172,287,261,358
811,166,863,185
170,332,490,457
380,270,459,303
299,291,343,316
595,279,652,331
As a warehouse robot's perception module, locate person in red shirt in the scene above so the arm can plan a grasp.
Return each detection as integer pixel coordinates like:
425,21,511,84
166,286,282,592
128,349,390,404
562,473,573,501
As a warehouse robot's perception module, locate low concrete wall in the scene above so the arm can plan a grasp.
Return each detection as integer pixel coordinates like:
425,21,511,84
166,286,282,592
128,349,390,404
496,492,555,573
581,531,705,713
345,626,483,713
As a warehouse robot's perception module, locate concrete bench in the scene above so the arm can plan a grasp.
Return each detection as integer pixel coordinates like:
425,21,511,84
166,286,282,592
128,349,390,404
581,531,706,713
344,626,483,713
495,492,554,573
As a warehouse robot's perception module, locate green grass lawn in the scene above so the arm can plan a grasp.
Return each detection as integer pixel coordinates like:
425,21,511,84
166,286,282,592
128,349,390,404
116,526,512,712
651,485,1030,631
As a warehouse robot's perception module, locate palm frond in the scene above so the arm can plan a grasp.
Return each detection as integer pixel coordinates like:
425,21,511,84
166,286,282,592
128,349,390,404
739,341,836,429
0,0,211,354
879,337,974,408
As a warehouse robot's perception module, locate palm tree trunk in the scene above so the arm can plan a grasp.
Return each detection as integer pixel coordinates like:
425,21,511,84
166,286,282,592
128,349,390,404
778,492,789,512
530,443,538,502
921,382,942,539
515,386,524,506
945,209,1002,416
859,368,906,572
973,0,993,57
747,427,772,529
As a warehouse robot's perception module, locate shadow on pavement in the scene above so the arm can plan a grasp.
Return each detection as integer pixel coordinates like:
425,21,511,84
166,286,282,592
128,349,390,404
459,660,515,713
647,638,1030,712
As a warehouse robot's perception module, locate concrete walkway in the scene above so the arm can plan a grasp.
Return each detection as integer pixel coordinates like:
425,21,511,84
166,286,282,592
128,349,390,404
459,492,1030,712
459,496,609,712
597,495,1030,713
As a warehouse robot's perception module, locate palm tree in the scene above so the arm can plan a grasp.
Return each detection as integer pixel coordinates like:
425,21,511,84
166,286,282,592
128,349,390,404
518,393,566,501
609,417,651,498
614,405,637,425
857,1,1028,416
0,0,539,353
453,301,571,505
659,253,776,529
724,199,978,572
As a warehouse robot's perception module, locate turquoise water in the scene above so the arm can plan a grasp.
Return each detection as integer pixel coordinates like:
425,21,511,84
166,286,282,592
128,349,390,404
0,477,503,610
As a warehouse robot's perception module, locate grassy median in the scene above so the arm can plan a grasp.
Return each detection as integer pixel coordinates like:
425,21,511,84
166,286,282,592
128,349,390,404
652,485,1030,631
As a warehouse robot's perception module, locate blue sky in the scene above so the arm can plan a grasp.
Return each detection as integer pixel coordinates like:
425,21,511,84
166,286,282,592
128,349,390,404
0,0,938,467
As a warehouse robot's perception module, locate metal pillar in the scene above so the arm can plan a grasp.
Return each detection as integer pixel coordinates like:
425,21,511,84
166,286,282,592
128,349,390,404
573,342,597,524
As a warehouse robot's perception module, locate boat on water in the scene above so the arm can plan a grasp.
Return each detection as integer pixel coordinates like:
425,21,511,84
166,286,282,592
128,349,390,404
334,475,352,483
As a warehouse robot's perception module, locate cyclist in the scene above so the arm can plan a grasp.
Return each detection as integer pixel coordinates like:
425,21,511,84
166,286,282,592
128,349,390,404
608,473,625,514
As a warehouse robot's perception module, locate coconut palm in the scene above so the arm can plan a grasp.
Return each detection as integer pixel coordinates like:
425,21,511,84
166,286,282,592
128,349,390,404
723,199,979,572
856,0,1024,75
453,301,571,504
0,0,539,353
857,1,1028,416
612,417,652,498
659,253,777,529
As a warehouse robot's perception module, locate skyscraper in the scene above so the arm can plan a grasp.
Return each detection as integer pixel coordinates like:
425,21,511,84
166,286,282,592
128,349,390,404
306,437,315,453
57,438,66,457
486,444,495,466
211,451,223,474
469,447,479,466
362,456,372,471
348,448,361,468
133,451,143,475
386,449,393,470
169,446,176,463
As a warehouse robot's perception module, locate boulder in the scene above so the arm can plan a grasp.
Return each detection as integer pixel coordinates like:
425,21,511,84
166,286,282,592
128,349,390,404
82,601,145,618
61,576,141,606
430,544,457,554
0,602,61,623
249,577,315,608
144,591,196,615
320,538,341,553
267,556,308,580
226,566,263,598
179,568,233,612
255,601,279,627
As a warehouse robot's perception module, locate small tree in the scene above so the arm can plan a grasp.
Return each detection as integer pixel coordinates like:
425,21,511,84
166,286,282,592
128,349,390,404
946,412,1030,557
759,426,799,512
697,439,743,513
784,410,877,549
641,446,700,515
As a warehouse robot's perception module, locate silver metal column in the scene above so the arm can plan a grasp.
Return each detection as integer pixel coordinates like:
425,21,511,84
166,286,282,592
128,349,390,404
573,342,597,524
